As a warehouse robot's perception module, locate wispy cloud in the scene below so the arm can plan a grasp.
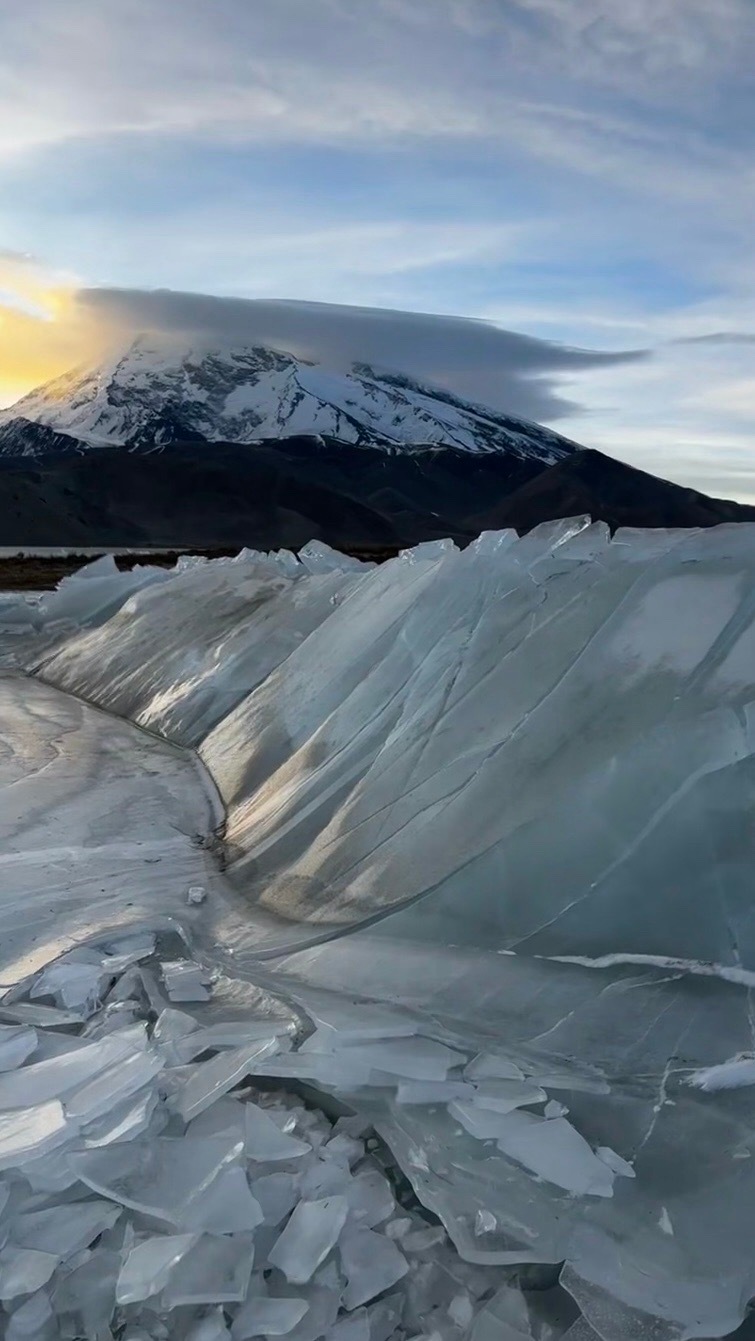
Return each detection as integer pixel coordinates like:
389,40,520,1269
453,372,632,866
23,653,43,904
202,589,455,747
0,282,645,422
674,332,755,346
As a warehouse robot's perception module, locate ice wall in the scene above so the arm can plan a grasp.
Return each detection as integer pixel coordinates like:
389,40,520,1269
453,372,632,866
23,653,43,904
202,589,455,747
5,523,755,1338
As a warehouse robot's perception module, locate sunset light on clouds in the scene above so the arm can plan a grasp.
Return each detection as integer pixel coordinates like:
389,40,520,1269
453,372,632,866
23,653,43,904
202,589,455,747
1,0,754,495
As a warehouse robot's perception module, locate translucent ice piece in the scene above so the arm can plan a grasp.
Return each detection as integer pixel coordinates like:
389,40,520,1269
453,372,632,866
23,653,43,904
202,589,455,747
188,1096,245,1142
13,1200,122,1258
161,1232,255,1305
0,1026,37,1072
467,1283,533,1341
595,1146,636,1179
251,1172,300,1226
53,1250,121,1341
341,1038,464,1081
181,1166,264,1233
258,1285,337,1341
298,1156,350,1202
301,1002,419,1045
365,1292,405,1341
72,1136,241,1223
173,1038,281,1121
0,1026,149,1109
464,1054,525,1082
330,1311,369,1341
101,928,156,965
448,1099,525,1140
116,1233,198,1304
524,1071,609,1096
0,1003,82,1027
268,1196,349,1284
185,1309,233,1341
244,1102,312,1162
247,1050,373,1089
30,957,107,1015
5,1288,56,1340
344,1170,395,1228
0,1100,69,1170
339,1226,408,1310
82,1086,159,1146
401,1226,446,1253
494,1113,615,1197
0,1246,58,1299
475,1210,497,1236
175,1019,292,1062
449,1291,475,1329
396,1080,472,1105
470,1078,547,1114
232,1295,309,1338
65,1040,163,1123
153,1007,199,1048
324,1133,364,1167
19,1145,81,1192
160,959,212,1003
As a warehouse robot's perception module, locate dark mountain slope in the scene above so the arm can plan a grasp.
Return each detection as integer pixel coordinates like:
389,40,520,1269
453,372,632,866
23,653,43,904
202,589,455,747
0,439,752,552
475,448,755,533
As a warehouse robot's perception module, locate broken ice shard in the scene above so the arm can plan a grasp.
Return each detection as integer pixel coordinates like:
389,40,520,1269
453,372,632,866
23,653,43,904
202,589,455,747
71,1136,241,1224
172,1037,281,1121
0,1025,37,1072
116,1233,198,1304
268,1196,349,1283
244,1101,312,1161
160,959,212,1003
161,1233,256,1305
0,1247,58,1300
231,1295,309,1339
338,1225,408,1309
0,1100,69,1170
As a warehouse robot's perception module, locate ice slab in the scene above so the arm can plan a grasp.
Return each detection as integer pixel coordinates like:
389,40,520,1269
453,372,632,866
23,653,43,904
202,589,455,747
13,1200,122,1257
72,1136,242,1224
0,1025,37,1072
244,1102,312,1162
252,1172,300,1226
493,1113,615,1198
232,1295,309,1338
178,1165,264,1234
268,1196,349,1284
0,1247,58,1300
339,1226,408,1309
0,1100,69,1169
161,959,212,1003
172,1038,281,1121
160,1233,255,1305
116,1233,198,1304
5,1289,57,1340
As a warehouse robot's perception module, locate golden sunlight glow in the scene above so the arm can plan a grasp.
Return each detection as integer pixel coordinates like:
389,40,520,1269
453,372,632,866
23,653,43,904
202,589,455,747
0,255,106,407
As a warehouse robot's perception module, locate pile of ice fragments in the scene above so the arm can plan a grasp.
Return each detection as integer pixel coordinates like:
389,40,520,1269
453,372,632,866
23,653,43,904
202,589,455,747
0,929,582,1341
4,522,755,1338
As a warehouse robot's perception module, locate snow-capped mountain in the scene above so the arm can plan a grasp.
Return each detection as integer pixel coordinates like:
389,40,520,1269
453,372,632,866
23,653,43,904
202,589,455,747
0,335,579,461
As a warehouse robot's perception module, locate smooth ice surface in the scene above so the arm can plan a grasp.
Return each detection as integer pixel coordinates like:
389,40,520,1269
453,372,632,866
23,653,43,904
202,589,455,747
6,529,755,1337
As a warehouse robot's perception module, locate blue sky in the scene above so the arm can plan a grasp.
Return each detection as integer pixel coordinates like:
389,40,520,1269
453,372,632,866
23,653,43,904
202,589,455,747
0,0,754,497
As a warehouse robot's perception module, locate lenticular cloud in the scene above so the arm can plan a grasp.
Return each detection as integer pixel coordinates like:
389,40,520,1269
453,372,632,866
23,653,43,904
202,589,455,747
2,519,755,1338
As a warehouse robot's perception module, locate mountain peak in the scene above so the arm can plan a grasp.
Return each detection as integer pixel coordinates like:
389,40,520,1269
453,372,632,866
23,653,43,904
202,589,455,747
0,336,581,460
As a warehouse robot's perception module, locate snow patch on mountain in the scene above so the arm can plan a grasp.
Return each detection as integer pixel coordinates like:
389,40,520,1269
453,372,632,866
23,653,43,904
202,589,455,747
0,335,580,460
